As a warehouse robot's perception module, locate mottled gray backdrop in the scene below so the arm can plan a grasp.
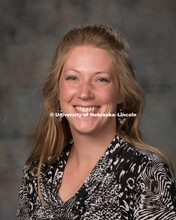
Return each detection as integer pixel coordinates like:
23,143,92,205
0,0,176,219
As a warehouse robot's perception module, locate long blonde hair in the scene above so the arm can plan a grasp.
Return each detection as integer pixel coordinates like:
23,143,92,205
27,24,174,204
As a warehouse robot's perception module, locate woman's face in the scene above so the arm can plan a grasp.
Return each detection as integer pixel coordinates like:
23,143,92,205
59,45,122,136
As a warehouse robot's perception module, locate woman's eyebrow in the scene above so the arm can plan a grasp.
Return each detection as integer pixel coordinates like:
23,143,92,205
63,68,80,73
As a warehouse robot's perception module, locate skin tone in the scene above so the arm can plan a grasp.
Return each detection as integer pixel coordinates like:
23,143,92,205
58,45,122,202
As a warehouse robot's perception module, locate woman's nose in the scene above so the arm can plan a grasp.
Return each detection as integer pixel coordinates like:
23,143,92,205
78,81,94,100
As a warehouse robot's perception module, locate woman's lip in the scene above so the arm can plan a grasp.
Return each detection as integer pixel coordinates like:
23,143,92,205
74,106,100,113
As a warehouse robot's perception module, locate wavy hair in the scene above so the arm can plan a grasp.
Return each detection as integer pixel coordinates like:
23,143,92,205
27,24,174,204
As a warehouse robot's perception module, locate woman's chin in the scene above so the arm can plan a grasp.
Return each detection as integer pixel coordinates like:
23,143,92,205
69,120,100,135
67,114,116,136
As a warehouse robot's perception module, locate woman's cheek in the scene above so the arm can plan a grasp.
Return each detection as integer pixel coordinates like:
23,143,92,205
60,85,78,102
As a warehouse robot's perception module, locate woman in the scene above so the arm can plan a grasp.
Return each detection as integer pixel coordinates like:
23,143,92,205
17,24,176,219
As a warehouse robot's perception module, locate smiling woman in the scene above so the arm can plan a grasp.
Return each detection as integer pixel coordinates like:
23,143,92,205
17,25,176,219
59,46,121,137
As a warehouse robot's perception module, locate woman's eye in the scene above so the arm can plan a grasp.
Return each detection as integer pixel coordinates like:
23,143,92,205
97,78,110,83
65,76,78,81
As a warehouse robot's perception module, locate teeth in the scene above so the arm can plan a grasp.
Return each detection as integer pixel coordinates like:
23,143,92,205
75,106,99,113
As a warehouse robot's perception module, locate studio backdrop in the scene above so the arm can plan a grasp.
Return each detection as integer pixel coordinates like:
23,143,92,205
0,1,176,219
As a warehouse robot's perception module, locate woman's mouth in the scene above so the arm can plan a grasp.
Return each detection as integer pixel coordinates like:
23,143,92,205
74,106,100,113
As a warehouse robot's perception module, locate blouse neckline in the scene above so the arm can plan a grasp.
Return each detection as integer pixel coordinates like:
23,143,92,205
39,134,124,211
53,135,122,207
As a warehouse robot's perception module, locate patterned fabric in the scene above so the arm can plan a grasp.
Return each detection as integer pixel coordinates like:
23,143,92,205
17,135,176,220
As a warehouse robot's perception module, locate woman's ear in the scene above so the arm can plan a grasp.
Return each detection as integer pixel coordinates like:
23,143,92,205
117,95,124,105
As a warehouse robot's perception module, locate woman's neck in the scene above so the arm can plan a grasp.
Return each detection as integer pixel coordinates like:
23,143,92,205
69,128,116,169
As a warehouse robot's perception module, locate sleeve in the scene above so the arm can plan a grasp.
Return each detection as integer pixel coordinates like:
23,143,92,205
134,157,176,220
16,165,32,220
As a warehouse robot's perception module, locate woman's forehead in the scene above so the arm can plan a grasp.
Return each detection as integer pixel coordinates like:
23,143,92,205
63,45,114,72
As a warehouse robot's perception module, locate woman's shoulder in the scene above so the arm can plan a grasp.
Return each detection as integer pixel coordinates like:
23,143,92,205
22,142,72,180
120,141,176,217
119,137,175,180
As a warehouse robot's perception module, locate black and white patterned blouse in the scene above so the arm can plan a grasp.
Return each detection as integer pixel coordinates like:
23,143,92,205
17,135,176,220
